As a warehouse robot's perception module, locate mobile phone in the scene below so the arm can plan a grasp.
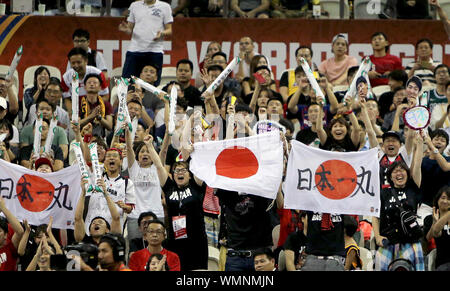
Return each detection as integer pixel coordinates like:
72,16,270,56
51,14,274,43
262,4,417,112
229,96,237,106
253,72,266,84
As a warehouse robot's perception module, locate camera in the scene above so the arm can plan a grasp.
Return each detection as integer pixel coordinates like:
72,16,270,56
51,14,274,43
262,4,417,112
50,242,98,271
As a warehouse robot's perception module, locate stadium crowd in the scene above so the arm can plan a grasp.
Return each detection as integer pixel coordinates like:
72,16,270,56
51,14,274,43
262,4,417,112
0,0,449,272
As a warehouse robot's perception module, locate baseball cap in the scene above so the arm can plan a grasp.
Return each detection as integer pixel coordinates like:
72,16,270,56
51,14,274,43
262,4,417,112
0,97,7,109
35,157,54,172
382,131,401,142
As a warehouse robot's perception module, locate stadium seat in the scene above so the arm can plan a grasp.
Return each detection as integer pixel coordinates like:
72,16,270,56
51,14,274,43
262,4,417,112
278,250,286,271
208,245,220,271
354,0,387,19
371,85,391,99
160,66,177,88
272,224,280,250
427,248,436,271
359,247,374,271
23,65,62,89
111,66,123,79
321,0,350,19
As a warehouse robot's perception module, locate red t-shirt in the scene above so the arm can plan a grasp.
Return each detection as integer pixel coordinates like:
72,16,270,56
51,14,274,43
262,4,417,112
0,238,18,271
277,209,303,248
369,54,403,87
128,248,180,271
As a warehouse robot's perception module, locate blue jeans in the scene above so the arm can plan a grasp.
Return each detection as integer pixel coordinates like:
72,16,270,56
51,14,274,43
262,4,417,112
122,51,163,86
225,254,255,271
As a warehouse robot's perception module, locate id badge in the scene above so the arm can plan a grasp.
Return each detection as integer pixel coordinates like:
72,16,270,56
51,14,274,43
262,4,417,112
172,215,188,240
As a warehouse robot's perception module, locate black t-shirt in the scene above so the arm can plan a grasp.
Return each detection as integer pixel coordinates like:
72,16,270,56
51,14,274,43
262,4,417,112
378,91,394,119
320,134,358,152
283,230,307,268
19,144,64,164
304,211,346,257
295,127,319,146
162,177,208,270
215,189,273,250
423,214,450,268
379,181,422,240
184,85,203,109
420,157,450,207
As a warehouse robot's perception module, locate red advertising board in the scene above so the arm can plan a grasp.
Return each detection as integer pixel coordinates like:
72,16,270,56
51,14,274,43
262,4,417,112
0,15,448,97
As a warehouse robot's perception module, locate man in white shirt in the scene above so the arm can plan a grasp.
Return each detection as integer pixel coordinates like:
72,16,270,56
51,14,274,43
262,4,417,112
119,0,173,86
61,47,109,119
67,28,109,80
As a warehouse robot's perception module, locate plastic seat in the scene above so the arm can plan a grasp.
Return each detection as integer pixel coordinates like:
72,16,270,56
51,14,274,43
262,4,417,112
354,0,387,19
23,65,62,89
208,245,220,271
278,250,286,271
371,85,391,99
359,247,374,271
427,248,436,271
160,66,177,88
321,0,350,19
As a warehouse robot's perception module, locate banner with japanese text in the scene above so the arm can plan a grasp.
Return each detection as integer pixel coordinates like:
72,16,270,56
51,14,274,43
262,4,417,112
283,140,380,217
0,159,81,229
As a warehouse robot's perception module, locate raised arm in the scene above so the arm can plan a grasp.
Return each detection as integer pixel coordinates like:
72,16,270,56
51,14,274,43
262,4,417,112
144,134,168,186
410,132,423,188
98,179,122,235
0,196,24,248
17,220,31,256
359,100,379,149
249,82,261,113
317,103,328,146
74,178,87,242
125,122,136,169
425,134,450,171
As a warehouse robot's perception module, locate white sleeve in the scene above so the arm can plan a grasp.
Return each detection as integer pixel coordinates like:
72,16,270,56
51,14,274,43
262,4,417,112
95,51,108,72
163,3,174,25
127,2,136,23
125,179,137,205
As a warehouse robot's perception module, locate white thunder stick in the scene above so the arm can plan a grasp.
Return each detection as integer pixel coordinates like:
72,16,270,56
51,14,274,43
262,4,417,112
33,115,43,158
168,84,178,136
43,113,58,154
344,56,372,101
71,72,80,124
205,57,241,94
0,133,7,142
299,57,325,105
5,45,23,82
88,142,103,193
114,78,132,136
130,117,139,144
72,142,92,192
131,76,169,100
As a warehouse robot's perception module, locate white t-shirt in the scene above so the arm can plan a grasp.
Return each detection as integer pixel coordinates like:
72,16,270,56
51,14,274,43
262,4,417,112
127,0,173,53
85,174,136,233
128,161,164,219
61,66,109,99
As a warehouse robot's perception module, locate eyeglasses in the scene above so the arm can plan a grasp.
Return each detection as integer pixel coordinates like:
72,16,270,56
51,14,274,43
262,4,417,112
174,168,188,174
73,39,88,43
147,229,164,235
46,89,61,95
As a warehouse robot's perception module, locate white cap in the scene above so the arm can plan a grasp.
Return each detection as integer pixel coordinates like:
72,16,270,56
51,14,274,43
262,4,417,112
0,97,7,110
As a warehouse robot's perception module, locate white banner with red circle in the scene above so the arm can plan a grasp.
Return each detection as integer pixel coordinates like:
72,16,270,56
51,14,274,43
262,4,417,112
283,141,380,217
189,132,284,199
0,159,82,229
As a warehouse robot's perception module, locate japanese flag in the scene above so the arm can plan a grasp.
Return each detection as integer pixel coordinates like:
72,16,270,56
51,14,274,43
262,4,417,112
190,132,283,199
283,140,380,217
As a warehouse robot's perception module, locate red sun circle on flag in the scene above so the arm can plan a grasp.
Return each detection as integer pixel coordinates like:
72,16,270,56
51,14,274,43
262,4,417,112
215,146,259,179
16,174,55,212
314,160,357,200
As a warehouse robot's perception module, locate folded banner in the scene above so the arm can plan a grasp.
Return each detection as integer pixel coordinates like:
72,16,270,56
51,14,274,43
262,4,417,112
0,159,82,229
190,132,283,199
283,140,380,217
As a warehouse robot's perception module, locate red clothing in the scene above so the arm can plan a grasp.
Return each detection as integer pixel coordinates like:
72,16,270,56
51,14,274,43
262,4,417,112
277,209,304,248
128,248,180,271
0,239,18,271
369,54,403,87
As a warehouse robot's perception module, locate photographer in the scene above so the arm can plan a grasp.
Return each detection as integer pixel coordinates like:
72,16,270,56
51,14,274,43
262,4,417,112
373,133,425,271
